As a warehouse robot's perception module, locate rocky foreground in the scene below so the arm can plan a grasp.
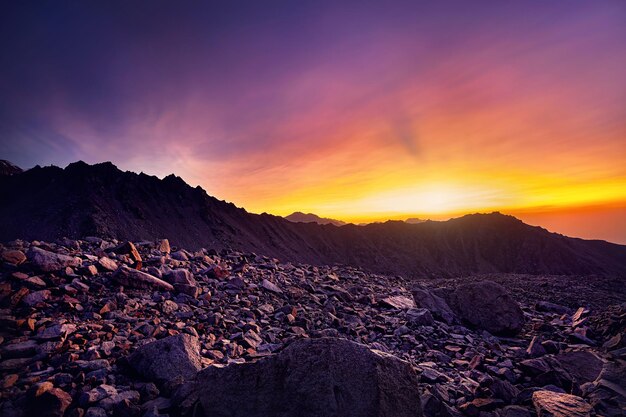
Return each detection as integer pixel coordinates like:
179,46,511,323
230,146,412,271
0,238,624,417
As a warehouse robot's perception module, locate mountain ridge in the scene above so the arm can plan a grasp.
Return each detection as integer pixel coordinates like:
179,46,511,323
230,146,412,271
1,160,625,277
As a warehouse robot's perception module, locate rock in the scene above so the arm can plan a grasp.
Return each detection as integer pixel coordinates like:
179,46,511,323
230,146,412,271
164,269,196,286
380,295,415,309
553,351,603,384
261,278,282,294
79,384,118,406
175,337,422,417
411,285,455,324
27,247,82,272
499,405,532,417
2,250,26,265
171,250,188,261
27,382,72,417
406,308,434,326
158,239,171,254
447,281,525,335
535,301,571,315
21,289,51,306
109,241,142,263
37,323,77,340
532,390,592,417
128,334,202,388
113,265,174,291
98,256,118,271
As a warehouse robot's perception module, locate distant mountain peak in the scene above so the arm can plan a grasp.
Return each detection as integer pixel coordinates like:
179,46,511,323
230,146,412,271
284,212,346,226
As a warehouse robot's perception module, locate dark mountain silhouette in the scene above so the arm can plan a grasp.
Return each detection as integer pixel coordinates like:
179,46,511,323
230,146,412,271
285,212,347,226
1,161,625,277
0,160,23,176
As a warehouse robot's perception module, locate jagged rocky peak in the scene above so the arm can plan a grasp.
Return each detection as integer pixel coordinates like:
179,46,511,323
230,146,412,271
284,211,347,226
0,160,23,176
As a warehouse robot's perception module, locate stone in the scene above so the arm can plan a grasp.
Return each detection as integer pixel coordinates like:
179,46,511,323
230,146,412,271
27,246,82,272
532,390,592,417
164,269,196,286
109,241,142,263
158,239,171,254
406,308,434,326
128,334,202,387
447,281,525,335
411,285,455,324
28,382,72,417
175,337,422,417
380,295,415,309
113,265,174,291
37,323,77,340
98,256,118,271
2,249,26,265
261,278,282,293
21,289,51,306
79,384,118,406
553,351,603,384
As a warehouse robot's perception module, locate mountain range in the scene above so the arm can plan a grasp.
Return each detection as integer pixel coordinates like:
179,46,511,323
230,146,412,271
1,160,625,277
284,212,347,226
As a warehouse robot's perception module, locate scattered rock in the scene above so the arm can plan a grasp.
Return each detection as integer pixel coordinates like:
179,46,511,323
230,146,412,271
27,246,82,272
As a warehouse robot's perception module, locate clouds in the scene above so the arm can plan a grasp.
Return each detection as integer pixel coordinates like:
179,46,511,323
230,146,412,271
0,1,624,223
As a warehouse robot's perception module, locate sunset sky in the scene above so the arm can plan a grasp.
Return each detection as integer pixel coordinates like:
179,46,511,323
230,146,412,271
1,1,625,243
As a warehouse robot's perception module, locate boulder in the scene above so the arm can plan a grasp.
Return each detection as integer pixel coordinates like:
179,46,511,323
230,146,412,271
411,285,455,324
175,337,422,417
113,265,174,291
27,247,82,272
128,334,202,388
2,250,26,265
532,390,592,417
447,281,525,335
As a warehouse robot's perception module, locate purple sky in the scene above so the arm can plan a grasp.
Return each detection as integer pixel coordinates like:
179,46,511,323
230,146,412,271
1,1,625,241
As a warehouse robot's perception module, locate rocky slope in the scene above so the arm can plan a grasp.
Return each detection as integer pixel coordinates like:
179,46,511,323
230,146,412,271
0,238,624,416
1,161,625,278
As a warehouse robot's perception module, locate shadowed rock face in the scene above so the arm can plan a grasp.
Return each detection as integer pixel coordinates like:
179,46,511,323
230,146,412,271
175,338,422,417
1,161,626,278
445,281,525,335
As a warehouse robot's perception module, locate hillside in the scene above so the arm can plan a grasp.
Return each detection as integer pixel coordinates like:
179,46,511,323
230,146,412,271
1,161,625,277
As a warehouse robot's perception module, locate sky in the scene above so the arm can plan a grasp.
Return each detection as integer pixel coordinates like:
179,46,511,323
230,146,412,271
1,1,625,243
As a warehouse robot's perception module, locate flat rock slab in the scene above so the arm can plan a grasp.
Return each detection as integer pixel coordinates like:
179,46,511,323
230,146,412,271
175,337,422,417
27,247,82,272
532,390,593,417
113,265,174,291
380,295,415,309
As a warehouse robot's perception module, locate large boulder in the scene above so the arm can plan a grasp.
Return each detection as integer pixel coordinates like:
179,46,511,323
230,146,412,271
27,247,82,272
175,337,422,417
411,285,455,324
128,334,202,389
446,281,525,335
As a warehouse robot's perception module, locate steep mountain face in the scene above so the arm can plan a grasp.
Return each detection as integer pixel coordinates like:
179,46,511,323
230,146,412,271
0,160,23,176
285,212,347,226
1,161,625,277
